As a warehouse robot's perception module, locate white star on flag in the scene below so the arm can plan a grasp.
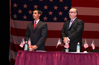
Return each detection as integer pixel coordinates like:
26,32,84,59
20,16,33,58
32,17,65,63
54,5,58,10
58,11,63,16
53,16,57,21
13,14,17,18
49,0,53,2
64,6,68,10
43,16,48,21
28,10,32,14
23,4,28,8
63,17,68,21
59,0,63,2
13,3,18,7
84,39,89,49
43,5,48,9
91,40,95,50
34,4,38,9
56,39,61,48
23,15,27,19
48,11,53,15
18,9,22,14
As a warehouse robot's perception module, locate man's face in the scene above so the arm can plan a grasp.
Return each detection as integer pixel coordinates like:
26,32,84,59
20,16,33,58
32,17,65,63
69,9,77,19
33,10,40,19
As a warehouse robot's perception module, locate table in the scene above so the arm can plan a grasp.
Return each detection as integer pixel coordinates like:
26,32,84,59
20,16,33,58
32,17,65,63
15,51,99,65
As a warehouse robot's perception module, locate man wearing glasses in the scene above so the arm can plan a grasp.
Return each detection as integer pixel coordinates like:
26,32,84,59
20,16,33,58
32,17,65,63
61,8,84,52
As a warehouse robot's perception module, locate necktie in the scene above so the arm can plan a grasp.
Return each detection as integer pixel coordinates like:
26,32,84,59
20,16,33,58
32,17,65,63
34,21,36,28
68,20,73,29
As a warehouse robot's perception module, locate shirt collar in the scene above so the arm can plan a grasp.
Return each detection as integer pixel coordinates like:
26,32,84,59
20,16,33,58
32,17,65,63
70,17,77,22
34,19,40,24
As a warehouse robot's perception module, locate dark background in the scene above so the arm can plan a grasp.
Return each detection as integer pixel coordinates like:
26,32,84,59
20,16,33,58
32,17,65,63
1,0,10,65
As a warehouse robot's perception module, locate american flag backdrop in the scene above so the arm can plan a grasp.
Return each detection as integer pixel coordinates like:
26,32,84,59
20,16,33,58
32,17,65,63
9,0,99,65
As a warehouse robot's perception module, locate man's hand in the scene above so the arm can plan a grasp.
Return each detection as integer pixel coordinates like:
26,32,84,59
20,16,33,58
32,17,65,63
32,45,38,49
29,45,38,51
63,37,70,44
64,43,69,49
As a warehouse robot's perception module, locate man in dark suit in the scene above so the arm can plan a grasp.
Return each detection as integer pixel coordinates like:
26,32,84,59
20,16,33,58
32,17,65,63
61,8,84,52
25,10,48,51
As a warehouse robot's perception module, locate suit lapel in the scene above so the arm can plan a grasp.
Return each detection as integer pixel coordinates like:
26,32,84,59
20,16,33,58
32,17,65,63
68,18,77,30
33,21,41,31
67,20,70,30
31,22,34,31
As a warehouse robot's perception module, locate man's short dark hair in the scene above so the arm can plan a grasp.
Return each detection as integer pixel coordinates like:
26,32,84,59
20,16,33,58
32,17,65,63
33,9,41,14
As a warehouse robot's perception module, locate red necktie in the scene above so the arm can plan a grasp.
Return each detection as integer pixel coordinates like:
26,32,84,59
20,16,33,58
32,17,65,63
34,21,36,28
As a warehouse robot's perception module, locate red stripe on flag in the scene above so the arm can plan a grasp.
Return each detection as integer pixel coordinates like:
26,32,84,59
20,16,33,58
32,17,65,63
11,27,99,39
82,31,99,39
10,42,23,52
72,0,99,8
11,27,26,37
77,15,99,23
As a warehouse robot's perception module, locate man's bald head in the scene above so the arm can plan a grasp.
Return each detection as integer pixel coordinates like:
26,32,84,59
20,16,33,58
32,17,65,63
70,8,78,14
69,8,78,20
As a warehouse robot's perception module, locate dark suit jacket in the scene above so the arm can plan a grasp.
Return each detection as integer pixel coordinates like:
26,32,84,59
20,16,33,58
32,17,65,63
25,20,48,50
61,18,84,51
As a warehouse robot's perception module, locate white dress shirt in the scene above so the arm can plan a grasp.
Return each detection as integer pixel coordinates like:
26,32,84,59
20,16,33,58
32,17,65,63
34,19,40,24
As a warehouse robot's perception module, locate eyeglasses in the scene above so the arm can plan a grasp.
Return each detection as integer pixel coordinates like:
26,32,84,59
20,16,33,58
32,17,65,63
68,12,76,13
